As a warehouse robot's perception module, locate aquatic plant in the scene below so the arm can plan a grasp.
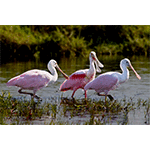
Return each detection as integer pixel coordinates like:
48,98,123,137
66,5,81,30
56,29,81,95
0,91,149,125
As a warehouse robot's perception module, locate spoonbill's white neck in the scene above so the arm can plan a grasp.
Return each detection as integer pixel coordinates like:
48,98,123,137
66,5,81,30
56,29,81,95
48,65,58,82
89,52,103,73
89,56,96,73
120,63,129,83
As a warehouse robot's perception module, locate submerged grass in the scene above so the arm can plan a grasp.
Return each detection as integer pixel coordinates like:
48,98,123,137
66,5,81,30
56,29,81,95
0,91,150,125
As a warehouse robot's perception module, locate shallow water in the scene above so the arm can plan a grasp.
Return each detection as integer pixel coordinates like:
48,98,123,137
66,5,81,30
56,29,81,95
0,55,150,124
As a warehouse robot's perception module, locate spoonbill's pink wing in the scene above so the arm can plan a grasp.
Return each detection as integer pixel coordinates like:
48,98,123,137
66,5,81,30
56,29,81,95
60,70,87,91
7,70,50,90
7,75,21,86
84,73,118,94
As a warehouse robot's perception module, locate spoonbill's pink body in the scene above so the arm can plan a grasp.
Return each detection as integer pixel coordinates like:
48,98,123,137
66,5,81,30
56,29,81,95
84,58,141,101
6,60,68,99
60,51,104,98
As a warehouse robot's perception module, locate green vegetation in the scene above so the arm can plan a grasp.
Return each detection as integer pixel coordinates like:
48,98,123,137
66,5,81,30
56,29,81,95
0,91,150,125
0,25,149,63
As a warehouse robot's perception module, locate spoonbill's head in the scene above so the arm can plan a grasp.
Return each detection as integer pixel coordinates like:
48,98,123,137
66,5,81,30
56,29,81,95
90,51,104,73
48,60,69,79
48,59,58,68
121,58,141,80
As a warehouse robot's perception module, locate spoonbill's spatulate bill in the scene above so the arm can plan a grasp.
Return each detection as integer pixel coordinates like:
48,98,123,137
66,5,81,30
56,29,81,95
6,60,68,99
60,51,104,98
84,58,141,101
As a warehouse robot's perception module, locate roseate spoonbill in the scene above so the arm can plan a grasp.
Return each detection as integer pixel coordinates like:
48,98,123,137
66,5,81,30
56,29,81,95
6,60,68,99
59,51,104,98
84,58,141,102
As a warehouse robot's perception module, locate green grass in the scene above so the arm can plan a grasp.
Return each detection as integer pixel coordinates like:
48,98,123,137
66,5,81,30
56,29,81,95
0,91,150,125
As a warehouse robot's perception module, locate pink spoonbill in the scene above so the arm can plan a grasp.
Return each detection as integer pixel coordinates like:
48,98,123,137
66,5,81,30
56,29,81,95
6,60,68,100
84,58,141,102
59,51,104,98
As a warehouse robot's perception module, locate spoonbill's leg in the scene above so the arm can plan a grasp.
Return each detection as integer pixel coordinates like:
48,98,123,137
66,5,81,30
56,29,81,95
105,95,107,104
107,95,114,101
18,89,34,97
32,90,41,100
18,89,40,100
97,93,114,101
84,90,87,99
71,89,78,98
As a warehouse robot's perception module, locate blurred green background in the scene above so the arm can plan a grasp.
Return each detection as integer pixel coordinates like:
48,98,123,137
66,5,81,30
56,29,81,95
0,25,149,63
